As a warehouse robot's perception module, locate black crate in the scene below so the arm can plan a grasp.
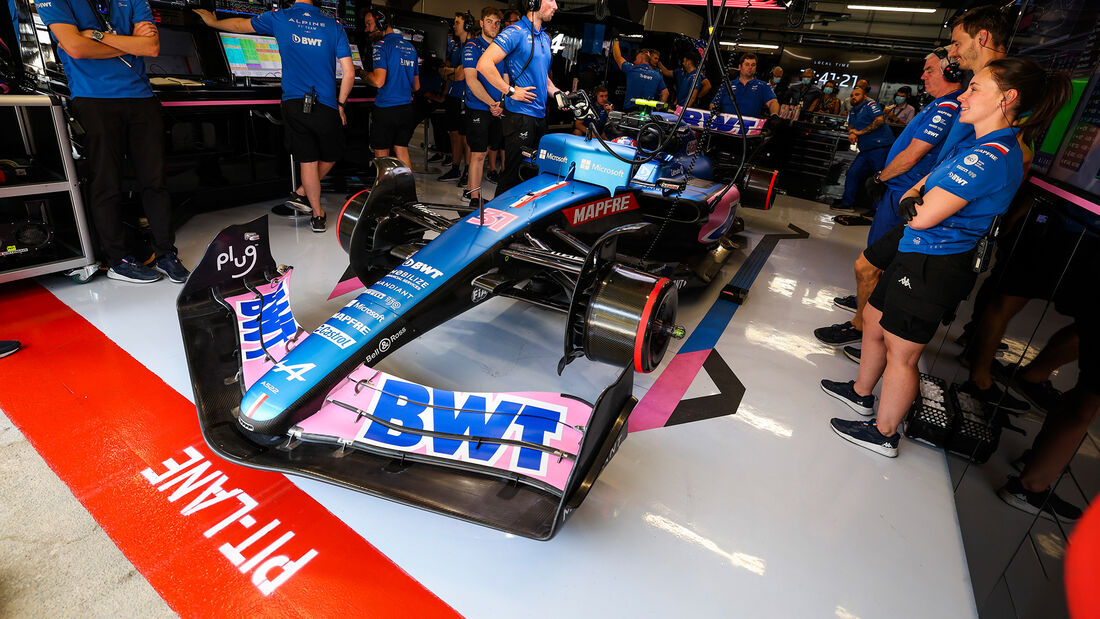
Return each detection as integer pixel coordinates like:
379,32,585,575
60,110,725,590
945,385,1001,464
904,373,955,447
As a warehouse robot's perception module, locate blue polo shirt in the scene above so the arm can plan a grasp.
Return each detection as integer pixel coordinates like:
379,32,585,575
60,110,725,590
446,37,466,99
37,0,155,99
935,112,976,165
901,127,1023,255
884,90,961,191
620,60,665,109
371,32,417,108
462,35,504,111
674,68,702,107
848,99,895,151
713,77,776,117
493,16,551,118
251,3,350,109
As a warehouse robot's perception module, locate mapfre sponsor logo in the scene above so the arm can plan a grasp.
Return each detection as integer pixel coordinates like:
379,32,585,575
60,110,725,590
563,193,639,226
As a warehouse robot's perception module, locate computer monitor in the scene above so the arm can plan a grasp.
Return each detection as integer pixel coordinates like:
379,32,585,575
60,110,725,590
219,32,282,79
146,28,204,77
334,43,365,79
215,0,270,17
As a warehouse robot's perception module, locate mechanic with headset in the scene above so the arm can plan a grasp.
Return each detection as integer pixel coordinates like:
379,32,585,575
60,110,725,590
814,48,964,348
610,40,668,111
655,49,711,109
476,0,563,196
196,0,354,234
711,52,779,117
361,8,418,169
37,0,189,283
437,11,473,183
461,7,506,209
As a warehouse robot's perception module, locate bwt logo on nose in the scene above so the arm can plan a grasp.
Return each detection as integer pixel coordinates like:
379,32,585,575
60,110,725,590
292,34,323,46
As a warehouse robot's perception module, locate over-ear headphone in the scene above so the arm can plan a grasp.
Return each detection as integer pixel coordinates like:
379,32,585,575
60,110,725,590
370,8,389,31
932,47,963,83
456,11,475,33
527,0,542,12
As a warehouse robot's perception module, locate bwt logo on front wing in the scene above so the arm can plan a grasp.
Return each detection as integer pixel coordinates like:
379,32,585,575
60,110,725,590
291,34,323,46
563,193,639,226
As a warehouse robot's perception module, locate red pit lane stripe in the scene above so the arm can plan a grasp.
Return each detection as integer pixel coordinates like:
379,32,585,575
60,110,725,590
508,180,569,208
0,281,457,618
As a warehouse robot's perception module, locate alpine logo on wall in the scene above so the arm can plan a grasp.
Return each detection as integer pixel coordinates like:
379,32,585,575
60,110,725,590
562,193,639,226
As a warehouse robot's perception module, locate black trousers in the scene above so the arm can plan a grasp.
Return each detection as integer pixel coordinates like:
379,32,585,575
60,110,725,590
72,97,175,265
497,111,546,196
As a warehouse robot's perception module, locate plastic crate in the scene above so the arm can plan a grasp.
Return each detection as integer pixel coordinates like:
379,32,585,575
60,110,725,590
946,384,1001,464
903,373,954,447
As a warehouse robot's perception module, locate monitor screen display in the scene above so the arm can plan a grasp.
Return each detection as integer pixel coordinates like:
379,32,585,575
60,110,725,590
219,32,281,79
1048,71,1100,202
215,0,270,16
147,28,203,76
334,43,364,78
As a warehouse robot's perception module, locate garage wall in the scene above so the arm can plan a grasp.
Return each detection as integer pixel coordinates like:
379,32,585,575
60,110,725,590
641,4,703,37
410,0,511,20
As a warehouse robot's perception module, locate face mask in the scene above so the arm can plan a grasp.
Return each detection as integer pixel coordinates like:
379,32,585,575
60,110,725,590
773,77,781,84
823,87,834,95
801,77,811,85
895,96,906,105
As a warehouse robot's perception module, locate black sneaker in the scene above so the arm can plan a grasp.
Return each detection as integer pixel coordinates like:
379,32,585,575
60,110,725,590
833,295,857,313
998,476,1082,522
437,165,460,181
814,321,862,347
458,169,469,186
486,170,499,183
442,155,453,166
959,380,1030,412
311,214,327,233
843,345,861,363
108,257,162,284
285,191,311,214
1012,377,1063,414
428,152,444,163
821,378,875,416
154,252,190,283
830,418,900,457
0,340,20,359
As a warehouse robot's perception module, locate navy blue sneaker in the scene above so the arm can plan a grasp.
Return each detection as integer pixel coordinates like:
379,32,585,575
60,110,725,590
815,321,862,347
108,257,162,284
998,476,1081,522
821,379,874,416
842,345,861,363
0,340,20,359
154,252,190,283
830,418,900,457
284,191,311,214
833,295,857,312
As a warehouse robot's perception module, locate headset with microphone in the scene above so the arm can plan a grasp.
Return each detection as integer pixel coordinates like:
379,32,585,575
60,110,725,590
527,0,542,12
370,7,389,32
932,47,963,83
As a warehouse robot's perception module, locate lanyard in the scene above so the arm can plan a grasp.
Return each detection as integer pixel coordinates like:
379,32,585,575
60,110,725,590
84,0,114,32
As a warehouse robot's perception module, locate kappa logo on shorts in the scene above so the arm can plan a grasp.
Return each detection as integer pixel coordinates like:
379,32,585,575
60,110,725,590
519,131,529,139
898,276,912,289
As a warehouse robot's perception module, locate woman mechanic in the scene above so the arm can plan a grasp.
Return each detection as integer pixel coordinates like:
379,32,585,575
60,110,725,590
820,57,1072,457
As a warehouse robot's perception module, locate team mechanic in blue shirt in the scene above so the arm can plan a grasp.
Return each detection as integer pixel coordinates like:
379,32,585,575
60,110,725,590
360,8,418,169
437,12,472,183
462,7,507,209
476,0,564,195
823,58,1071,459
711,52,779,118
834,85,895,210
610,40,668,110
656,49,711,109
814,48,964,348
196,1,353,233
38,0,189,283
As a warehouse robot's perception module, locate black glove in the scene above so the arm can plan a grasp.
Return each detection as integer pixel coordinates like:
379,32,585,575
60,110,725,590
898,188,924,222
864,173,887,204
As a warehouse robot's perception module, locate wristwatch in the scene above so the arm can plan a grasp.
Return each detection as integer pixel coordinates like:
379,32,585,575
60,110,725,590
507,85,516,97
91,30,104,42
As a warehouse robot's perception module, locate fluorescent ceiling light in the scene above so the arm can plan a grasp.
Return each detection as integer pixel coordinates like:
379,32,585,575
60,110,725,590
720,42,780,49
847,4,936,12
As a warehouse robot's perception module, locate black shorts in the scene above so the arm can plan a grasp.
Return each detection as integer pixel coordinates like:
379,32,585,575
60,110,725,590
282,100,344,163
1053,233,1100,394
868,249,976,344
863,222,904,270
444,96,466,135
370,104,415,151
465,108,503,152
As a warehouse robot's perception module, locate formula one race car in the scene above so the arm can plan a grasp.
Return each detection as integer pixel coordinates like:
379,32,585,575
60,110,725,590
177,102,767,539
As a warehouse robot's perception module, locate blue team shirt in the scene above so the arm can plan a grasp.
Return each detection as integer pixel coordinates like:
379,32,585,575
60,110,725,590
935,113,977,165
674,68,703,107
848,99,895,150
251,3,350,109
620,60,665,109
493,16,551,118
713,77,776,117
37,0,155,99
901,127,1023,255
462,35,504,111
446,38,465,99
883,91,961,191
371,32,418,108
